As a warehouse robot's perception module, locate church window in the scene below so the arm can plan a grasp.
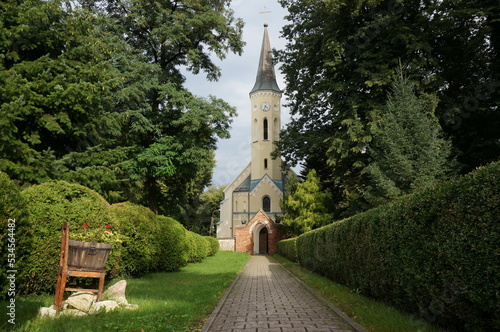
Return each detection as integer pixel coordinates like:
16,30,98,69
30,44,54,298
262,196,271,212
263,119,269,140
264,158,268,169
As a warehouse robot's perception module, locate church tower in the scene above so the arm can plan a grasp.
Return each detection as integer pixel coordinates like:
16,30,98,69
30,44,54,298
217,24,291,254
249,23,282,181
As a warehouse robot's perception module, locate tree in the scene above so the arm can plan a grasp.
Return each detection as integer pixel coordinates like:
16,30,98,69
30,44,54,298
0,1,138,184
88,0,244,213
282,170,332,236
276,0,499,217
1,0,245,216
362,69,453,206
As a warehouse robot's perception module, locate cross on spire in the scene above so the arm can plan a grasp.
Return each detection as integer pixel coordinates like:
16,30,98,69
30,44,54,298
259,6,271,15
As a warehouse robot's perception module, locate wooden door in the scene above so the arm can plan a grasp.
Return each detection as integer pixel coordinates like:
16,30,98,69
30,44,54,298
259,228,268,254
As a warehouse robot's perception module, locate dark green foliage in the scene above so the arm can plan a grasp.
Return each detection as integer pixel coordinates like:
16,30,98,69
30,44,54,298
277,238,298,262
205,236,220,256
19,181,117,295
295,162,499,331
1,0,244,217
276,0,500,218
156,216,189,272
362,70,453,206
110,203,162,277
0,172,30,298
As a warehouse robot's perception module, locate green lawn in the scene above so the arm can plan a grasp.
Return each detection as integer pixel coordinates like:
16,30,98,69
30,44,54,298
1,251,250,332
272,254,443,332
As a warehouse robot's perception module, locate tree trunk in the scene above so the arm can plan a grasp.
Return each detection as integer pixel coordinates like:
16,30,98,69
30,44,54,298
146,174,158,214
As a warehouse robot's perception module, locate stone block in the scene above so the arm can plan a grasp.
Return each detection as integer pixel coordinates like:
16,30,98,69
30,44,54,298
67,292,95,312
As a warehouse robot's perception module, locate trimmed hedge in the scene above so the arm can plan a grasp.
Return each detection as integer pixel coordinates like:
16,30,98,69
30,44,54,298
110,202,162,277
12,179,212,295
186,231,210,263
20,181,118,294
0,172,30,297
296,162,499,331
205,236,220,256
277,237,298,262
156,216,189,271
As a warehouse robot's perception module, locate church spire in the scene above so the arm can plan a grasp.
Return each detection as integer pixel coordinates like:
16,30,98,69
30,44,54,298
250,24,281,94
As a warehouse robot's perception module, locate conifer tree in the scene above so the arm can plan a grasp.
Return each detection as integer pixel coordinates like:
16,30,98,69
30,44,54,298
362,70,453,206
282,170,332,236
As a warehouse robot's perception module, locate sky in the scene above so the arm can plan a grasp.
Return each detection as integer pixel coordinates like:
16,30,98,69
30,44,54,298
183,0,300,186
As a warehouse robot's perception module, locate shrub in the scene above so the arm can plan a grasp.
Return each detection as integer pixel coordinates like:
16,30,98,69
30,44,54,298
110,202,162,277
296,161,499,331
277,238,298,262
20,181,117,295
0,172,31,298
186,231,209,263
156,216,189,271
205,236,219,256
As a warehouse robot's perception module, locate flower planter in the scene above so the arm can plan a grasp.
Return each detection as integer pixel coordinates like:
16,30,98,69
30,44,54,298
68,240,112,272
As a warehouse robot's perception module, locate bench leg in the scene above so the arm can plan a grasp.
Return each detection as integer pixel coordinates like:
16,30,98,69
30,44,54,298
54,271,67,311
97,274,106,302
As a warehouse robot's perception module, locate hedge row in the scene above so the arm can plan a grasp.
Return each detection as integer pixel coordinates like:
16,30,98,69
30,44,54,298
0,177,218,295
291,162,499,331
277,238,298,262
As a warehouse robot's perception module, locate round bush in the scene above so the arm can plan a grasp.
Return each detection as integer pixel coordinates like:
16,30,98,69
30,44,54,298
205,236,219,256
0,172,30,298
186,231,209,263
110,202,162,277
156,216,189,271
20,181,117,295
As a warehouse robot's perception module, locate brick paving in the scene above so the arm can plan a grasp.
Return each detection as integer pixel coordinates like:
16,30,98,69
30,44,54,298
201,255,366,332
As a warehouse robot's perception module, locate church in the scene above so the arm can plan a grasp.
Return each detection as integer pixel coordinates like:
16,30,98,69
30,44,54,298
216,24,294,254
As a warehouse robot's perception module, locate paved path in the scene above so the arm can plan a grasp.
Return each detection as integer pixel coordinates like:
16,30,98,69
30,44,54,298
202,255,366,332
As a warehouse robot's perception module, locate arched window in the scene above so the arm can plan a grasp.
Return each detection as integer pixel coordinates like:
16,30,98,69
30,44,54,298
264,158,268,169
262,196,271,212
263,118,269,140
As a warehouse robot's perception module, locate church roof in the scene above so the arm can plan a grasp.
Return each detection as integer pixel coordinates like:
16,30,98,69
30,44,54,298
250,24,281,94
233,174,284,193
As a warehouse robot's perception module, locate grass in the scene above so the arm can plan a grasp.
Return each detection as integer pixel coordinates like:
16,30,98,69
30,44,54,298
272,253,443,332
1,251,250,332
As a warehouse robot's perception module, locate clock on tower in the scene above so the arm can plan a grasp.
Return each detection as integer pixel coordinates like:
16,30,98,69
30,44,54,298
260,101,271,111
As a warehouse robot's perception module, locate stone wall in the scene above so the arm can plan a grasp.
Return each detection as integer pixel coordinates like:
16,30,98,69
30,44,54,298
218,238,235,251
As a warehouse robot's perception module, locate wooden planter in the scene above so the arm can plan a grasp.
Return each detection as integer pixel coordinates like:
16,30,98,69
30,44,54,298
68,240,112,272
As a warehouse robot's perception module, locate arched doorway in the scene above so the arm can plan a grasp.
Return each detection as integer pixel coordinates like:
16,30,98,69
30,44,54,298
258,227,268,254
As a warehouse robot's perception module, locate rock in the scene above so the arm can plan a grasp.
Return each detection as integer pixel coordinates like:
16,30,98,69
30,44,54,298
89,300,119,314
60,309,87,317
103,280,127,301
38,305,58,318
66,292,95,312
114,296,129,306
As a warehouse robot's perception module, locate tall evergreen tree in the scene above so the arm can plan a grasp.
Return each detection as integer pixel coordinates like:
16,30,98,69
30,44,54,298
362,69,453,206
